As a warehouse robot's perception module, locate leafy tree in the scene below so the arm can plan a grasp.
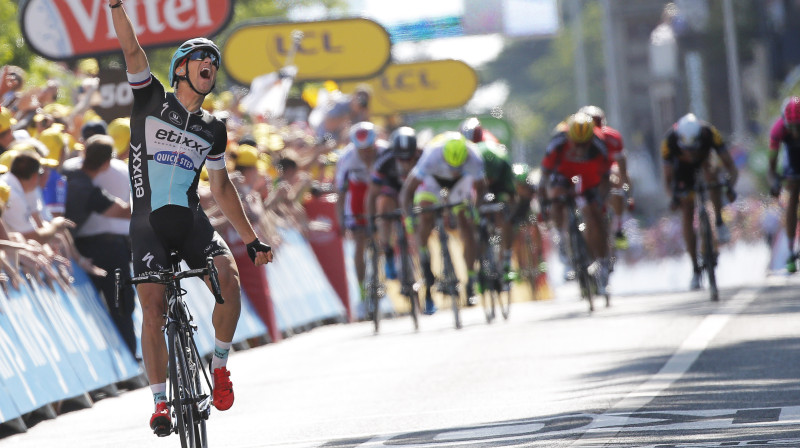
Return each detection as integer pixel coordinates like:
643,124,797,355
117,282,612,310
482,1,605,164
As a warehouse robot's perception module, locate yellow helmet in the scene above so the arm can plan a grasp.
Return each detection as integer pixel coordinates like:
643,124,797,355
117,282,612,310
567,112,595,143
37,127,67,162
442,134,469,167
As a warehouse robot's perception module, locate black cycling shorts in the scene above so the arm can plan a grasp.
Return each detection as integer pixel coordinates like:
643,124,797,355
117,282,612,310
130,204,230,276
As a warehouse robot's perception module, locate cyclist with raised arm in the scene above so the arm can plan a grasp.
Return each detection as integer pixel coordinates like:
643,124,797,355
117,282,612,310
768,96,800,272
661,113,737,290
335,121,386,298
109,1,273,436
400,132,486,314
367,126,419,279
539,112,612,294
579,105,633,250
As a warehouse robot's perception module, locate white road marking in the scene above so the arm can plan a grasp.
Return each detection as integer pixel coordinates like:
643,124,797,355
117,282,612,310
570,287,762,445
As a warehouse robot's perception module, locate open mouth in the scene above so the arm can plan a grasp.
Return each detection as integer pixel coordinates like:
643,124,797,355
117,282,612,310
200,67,212,80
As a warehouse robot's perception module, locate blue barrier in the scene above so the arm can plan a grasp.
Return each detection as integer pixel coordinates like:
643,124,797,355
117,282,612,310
178,274,269,357
69,266,141,383
0,264,142,425
266,228,347,332
0,226,350,427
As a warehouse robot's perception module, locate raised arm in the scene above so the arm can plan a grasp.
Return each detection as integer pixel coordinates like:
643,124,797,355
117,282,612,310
109,0,148,74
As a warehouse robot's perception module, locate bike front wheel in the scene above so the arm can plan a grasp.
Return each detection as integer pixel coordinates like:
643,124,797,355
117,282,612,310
168,326,208,448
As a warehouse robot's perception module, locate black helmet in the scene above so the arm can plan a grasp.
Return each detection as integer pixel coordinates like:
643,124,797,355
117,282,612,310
389,126,417,160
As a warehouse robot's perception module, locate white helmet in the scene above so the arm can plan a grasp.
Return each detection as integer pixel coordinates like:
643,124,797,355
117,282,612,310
675,113,702,149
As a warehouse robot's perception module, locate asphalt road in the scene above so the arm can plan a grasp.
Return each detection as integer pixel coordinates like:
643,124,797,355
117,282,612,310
3,245,799,448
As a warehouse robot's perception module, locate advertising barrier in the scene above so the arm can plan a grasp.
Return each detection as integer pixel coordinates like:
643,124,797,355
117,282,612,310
304,193,352,321
265,228,347,333
0,225,354,428
229,235,281,343
0,263,142,426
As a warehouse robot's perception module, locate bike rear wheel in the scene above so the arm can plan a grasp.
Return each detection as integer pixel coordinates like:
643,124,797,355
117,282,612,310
168,325,207,448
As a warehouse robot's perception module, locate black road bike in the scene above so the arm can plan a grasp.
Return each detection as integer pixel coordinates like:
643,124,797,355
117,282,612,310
116,253,224,448
364,233,387,333
373,209,421,331
476,202,511,323
414,201,466,330
552,193,603,312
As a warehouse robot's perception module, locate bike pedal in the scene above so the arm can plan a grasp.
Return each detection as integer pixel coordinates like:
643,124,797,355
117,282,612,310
152,423,172,437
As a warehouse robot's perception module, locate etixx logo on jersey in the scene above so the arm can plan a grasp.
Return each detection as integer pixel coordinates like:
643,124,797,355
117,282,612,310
154,151,196,171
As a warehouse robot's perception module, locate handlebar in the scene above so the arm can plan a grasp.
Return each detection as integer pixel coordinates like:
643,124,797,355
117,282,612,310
114,256,225,305
411,201,466,216
477,202,506,216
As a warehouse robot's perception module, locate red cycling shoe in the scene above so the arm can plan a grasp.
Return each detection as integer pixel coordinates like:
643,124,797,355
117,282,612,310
150,401,171,436
212,367,234,411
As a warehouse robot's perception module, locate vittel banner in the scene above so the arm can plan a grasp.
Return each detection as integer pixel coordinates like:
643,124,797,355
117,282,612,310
19,0,234,61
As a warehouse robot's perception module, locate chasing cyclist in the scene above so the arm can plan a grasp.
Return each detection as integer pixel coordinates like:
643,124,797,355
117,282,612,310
335,121,386,298
367,126,419,280
661,113,738,290
768,96,800,272
475,139,518,283
109,1,273,436
400,132,486,314
510,163,549,298
579,105,633,250
540,112,612,295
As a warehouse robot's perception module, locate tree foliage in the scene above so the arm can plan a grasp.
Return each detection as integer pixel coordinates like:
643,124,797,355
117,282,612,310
483,2,606,163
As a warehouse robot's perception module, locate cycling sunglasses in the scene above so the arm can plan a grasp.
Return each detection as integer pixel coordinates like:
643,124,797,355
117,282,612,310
187,50,219,68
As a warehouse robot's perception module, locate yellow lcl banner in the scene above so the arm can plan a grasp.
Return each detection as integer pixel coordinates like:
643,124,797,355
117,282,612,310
223,18,391,84
339,60,478,115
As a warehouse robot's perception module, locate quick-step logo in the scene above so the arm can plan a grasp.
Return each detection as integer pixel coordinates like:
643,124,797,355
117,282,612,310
154,151,195,171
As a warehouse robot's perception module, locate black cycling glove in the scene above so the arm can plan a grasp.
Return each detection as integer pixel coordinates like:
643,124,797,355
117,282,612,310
246,238,272,263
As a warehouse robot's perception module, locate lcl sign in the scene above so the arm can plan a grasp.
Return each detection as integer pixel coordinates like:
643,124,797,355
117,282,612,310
223,18,392,84
19,0,234,60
